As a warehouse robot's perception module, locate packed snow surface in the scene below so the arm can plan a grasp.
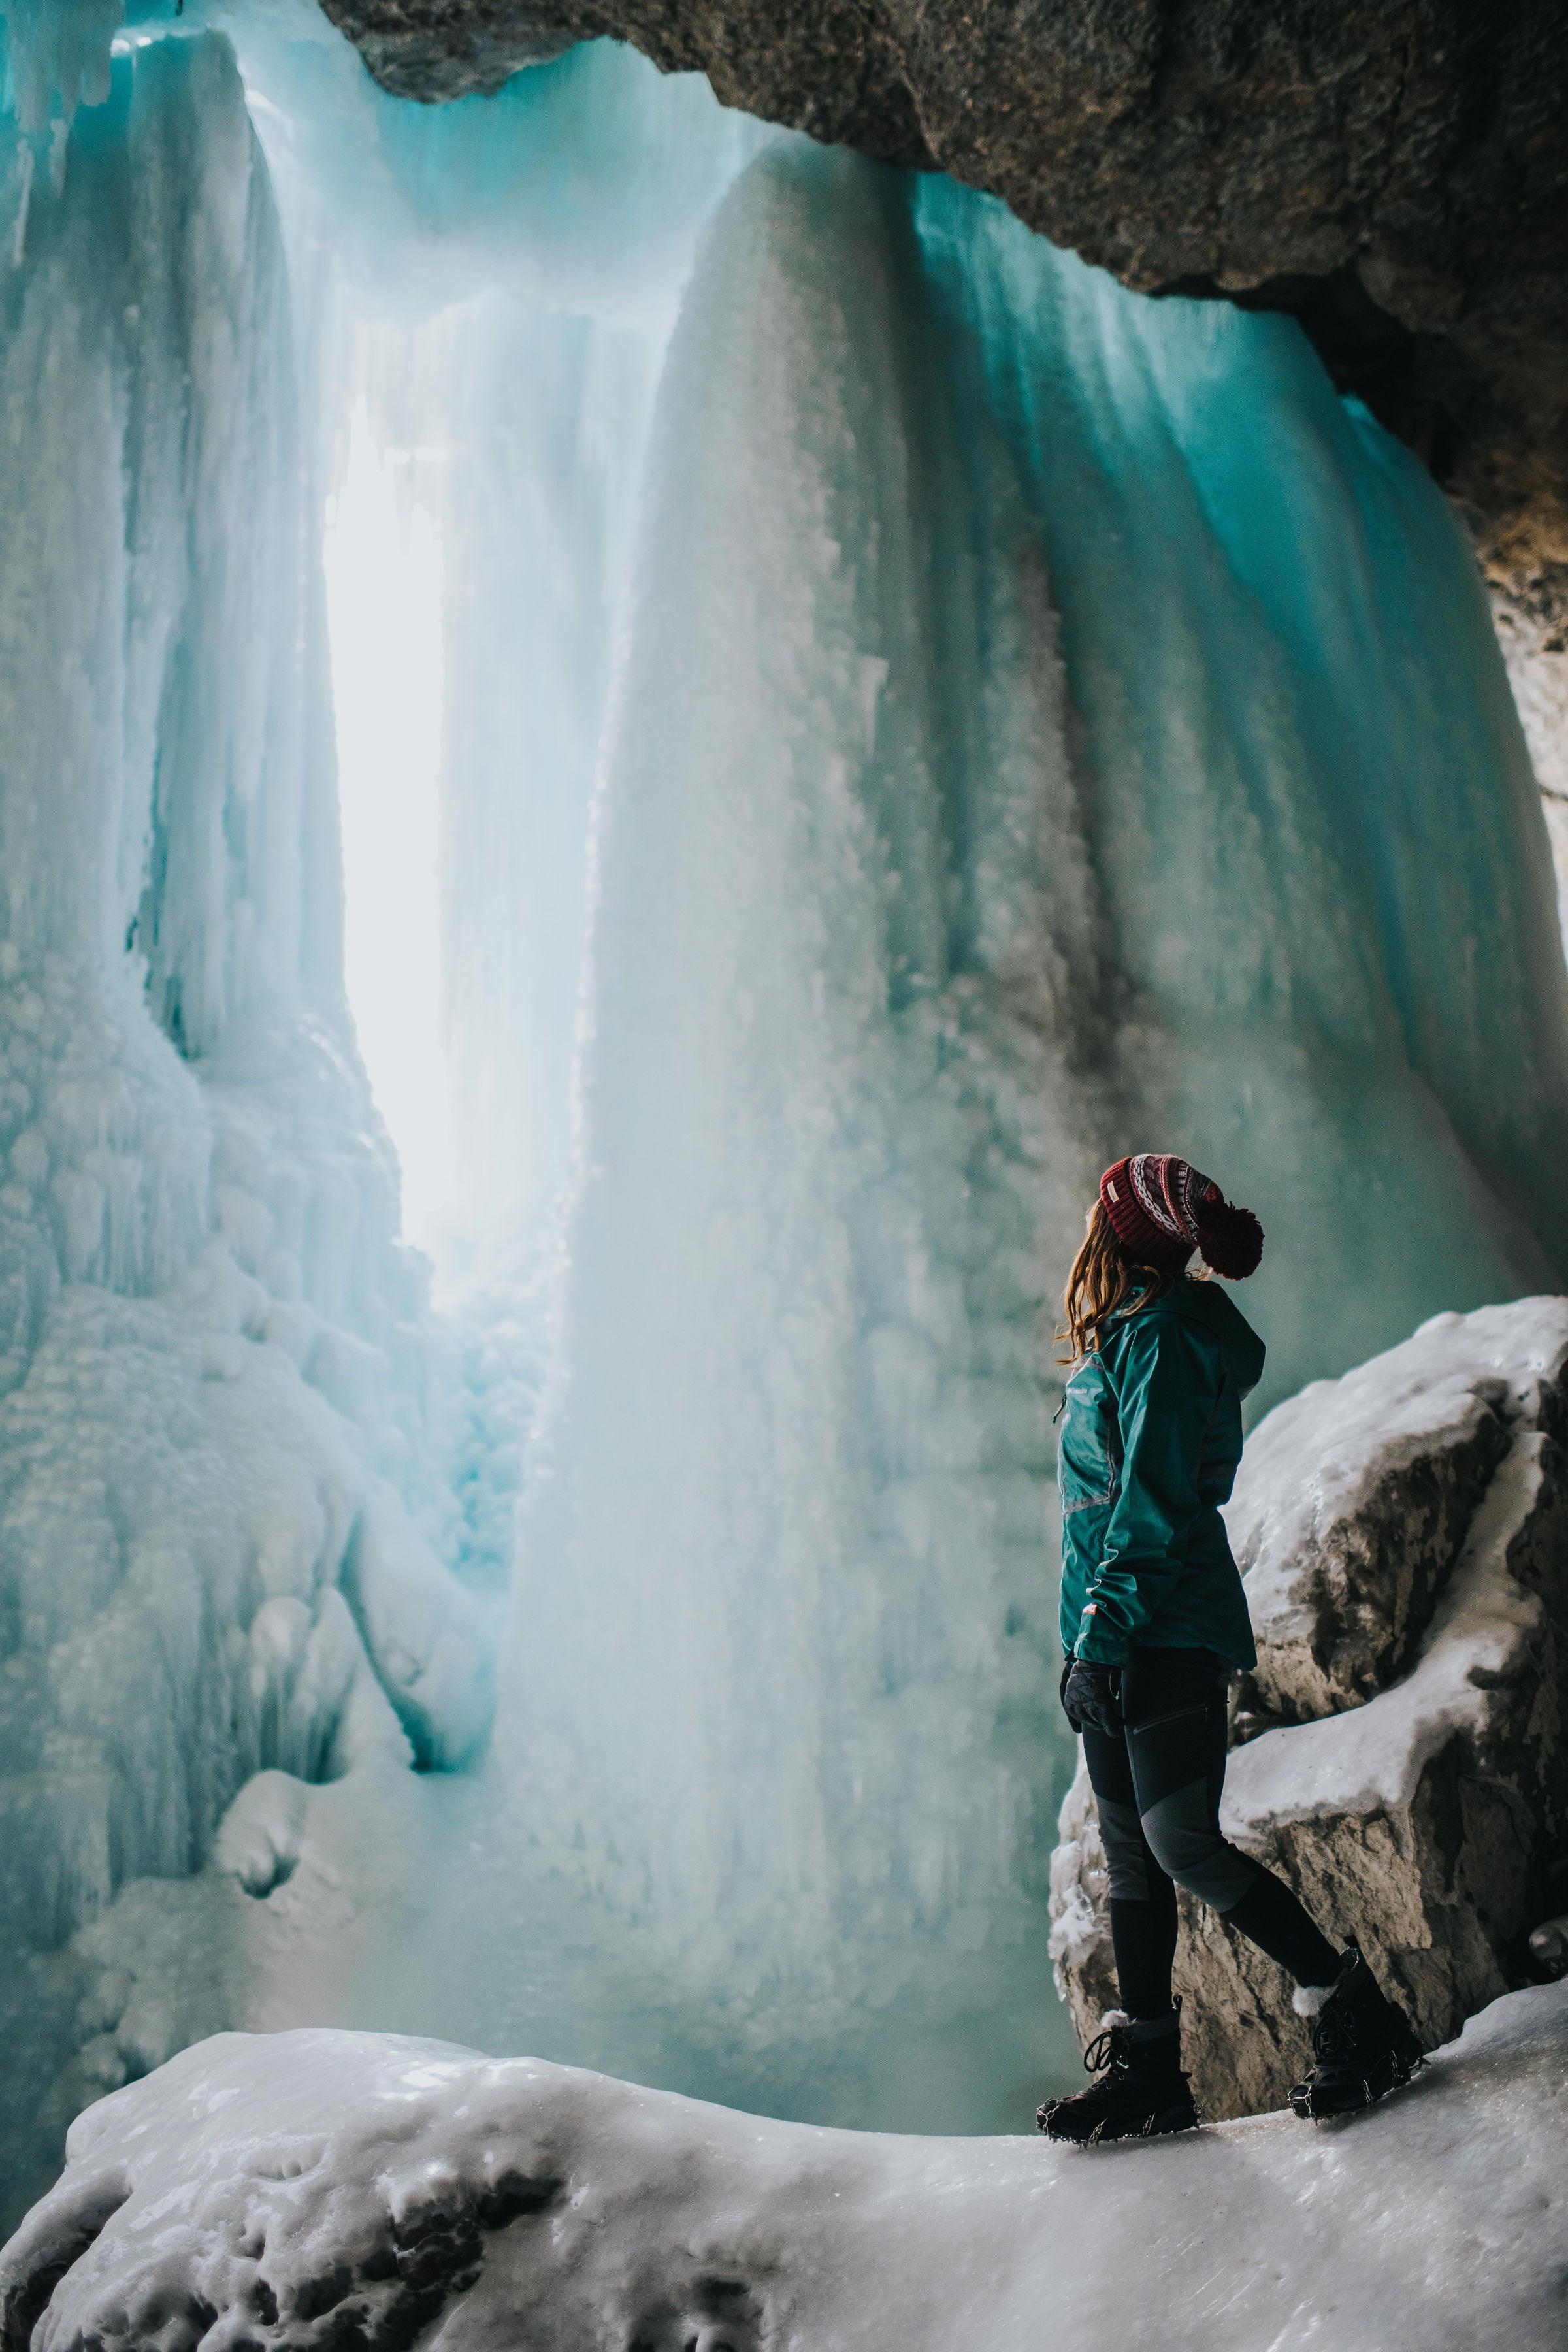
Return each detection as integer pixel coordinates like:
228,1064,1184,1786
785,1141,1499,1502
5,1984,1567,2352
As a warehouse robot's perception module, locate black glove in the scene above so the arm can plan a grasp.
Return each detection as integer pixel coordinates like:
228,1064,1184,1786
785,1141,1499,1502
1060,1658,1124,1737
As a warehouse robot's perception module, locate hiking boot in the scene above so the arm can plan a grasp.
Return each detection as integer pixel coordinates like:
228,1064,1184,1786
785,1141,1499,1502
1037,2003,1198,2144
1290,1943,1424,2120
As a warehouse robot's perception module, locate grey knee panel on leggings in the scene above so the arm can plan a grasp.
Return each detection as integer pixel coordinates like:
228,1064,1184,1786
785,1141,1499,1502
1138,1780,1256,1910
1129,1690,1258,1914
1095,1793,1156,1904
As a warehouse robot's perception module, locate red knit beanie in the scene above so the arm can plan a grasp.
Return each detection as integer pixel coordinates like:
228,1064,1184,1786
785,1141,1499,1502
1099,1153,1264,1279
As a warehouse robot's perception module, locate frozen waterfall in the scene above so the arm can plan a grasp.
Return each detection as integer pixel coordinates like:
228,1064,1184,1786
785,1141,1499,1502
501,109,1568,2068
0,0,1565,2230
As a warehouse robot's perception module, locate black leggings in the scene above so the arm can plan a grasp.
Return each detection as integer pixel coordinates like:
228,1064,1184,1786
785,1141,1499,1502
1081,1648,1341,2019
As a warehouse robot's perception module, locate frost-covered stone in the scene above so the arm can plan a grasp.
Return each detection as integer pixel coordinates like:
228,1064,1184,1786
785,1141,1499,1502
1231,1298,1568,1721
6,1988,1568,2352
1051,1298,1568,2123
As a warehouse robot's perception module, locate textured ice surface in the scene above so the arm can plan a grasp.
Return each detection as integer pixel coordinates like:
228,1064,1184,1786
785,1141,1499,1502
506,144,1090,2040
0,20,489,2219
223,8,1568,1387
7,1983,1568,2352
912,180,1568,1392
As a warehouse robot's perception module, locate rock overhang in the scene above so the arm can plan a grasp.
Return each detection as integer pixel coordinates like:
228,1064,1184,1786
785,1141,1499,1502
316,0,1568,643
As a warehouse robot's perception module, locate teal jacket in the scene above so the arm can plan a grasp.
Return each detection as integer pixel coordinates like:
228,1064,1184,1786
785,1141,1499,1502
1057,1279,1264,1669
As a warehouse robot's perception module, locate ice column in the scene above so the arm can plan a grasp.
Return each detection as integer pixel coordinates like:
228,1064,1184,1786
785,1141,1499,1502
507,148,1100,2006
0,26,489,2223
0,25,397,1331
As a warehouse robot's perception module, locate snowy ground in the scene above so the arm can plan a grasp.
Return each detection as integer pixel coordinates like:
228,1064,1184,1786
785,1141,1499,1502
4,1982,1565,2352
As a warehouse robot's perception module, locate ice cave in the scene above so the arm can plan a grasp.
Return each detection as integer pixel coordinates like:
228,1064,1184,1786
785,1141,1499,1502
0,1,1566,2344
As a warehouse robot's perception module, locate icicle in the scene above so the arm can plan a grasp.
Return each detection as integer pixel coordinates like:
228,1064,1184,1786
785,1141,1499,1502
3,0,123,134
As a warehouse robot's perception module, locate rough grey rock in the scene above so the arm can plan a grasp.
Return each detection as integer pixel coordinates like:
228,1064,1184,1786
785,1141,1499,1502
1492,582,1568,930
318,1,1568,643
1051,1296,1568,2122
1230,1299,1568,1722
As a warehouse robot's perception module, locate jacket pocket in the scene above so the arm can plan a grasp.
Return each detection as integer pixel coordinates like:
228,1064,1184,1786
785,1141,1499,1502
1058,1367,1119,1518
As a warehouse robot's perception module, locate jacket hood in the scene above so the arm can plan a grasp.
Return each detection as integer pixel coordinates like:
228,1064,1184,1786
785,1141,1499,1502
1164,1275,1266,1398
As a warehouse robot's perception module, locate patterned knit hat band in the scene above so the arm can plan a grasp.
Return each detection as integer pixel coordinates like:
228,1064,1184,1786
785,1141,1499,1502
1130,1153,1211,1246
1098,1153,1264,1280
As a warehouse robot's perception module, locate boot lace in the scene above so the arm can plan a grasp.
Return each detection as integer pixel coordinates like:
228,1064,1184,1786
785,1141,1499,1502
1313,2004,1358,2065
1081,2024,1130,2075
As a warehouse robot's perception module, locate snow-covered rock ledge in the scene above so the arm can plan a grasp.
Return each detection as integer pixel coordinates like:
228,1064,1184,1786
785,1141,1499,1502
4,1987,1567,2352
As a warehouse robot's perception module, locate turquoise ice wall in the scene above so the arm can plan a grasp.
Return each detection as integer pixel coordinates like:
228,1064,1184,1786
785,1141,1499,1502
501,126,1568,2097
915,173,1568,1395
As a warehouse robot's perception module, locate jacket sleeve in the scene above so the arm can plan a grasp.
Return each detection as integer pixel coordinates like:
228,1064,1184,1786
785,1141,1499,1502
1072,1316,1218,1665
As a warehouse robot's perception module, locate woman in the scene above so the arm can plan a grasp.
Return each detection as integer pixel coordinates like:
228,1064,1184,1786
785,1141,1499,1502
1037,1153,1422,2143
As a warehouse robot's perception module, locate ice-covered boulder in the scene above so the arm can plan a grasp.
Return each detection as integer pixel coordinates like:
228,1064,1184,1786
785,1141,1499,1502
5,1986,1568,2352
1051,1297,1568,2122
1230,1296,1568,1721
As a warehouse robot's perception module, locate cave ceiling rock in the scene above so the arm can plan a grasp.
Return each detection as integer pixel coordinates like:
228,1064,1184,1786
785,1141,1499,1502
318,3,1568,625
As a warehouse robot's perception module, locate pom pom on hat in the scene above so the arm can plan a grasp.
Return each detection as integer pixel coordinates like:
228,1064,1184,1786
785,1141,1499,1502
1193,1194,1264,1279
1100,1153,1264,1279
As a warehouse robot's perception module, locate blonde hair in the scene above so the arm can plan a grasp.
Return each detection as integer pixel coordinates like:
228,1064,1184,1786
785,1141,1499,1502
1056,1200,1173,1364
